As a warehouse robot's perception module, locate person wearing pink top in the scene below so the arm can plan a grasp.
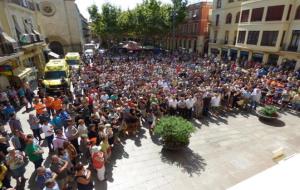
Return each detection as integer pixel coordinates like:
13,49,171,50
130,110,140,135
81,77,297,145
52,129,67,152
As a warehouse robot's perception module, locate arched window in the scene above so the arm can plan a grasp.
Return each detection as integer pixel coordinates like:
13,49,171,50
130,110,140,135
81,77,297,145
217,0,221,8
226,13,232,24
235,12,240,23
295,6,300,19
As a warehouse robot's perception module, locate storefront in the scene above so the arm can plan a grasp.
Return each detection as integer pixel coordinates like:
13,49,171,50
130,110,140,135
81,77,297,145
230,49,238,61
282,59,297,71
221,48,228,60
252,53,264,63
240,51,249,61
267,54,279,66
210,48,220,56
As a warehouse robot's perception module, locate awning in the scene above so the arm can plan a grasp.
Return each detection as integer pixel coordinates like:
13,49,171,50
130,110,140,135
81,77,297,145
33,30,41,35
1,32,18,49
13,67,32,79
48,51,60,59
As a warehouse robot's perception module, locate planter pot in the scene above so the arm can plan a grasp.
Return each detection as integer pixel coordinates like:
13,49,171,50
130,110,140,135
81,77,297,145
256,110,280,121
162,140,189,151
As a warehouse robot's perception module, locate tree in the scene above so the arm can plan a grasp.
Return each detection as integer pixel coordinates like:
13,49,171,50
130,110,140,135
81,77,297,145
88,0,187,46
172,0,188,26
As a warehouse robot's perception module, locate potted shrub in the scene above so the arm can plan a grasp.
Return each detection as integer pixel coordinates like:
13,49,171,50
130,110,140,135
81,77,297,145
257,106,279,121
154,116,196,150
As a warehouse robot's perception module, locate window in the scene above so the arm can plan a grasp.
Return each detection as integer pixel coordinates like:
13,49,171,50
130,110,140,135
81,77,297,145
241,10,250,22
228,0,234,2
251,8,264,22
226,13,232,24
224,31,229,44
286,5,292,20
12,15,22,40
261,31,279,46
216,14,220,26
247,31,259,45
237,31,246,43
266,5,284,21
288,30,300,51
235,12,240,23
295,6,300,19
214,30,218,43
217,0,221,8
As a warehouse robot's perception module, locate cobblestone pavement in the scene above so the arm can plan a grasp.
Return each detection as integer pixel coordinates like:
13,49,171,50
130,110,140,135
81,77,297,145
7,108,300,190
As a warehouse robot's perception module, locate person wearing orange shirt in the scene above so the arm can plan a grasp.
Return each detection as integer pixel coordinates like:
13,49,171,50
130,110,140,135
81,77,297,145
52,96,62,113
34,99,46,116
43,95,54,116
34,99,49,123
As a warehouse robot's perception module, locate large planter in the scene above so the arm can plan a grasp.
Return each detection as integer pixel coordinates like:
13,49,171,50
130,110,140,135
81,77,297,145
154,116,195,151
162,140,189,150
256,106,280,121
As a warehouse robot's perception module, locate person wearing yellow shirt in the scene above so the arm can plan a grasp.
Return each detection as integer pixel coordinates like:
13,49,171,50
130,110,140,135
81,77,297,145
0,162,11,189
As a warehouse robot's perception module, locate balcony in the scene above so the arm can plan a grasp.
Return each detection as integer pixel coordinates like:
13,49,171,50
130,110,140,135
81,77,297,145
19,33,44,49
280,43,300,53
9,0,35,11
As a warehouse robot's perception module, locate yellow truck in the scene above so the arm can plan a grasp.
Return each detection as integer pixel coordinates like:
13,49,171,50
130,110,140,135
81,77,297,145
42,59,70,93
65,52,81,70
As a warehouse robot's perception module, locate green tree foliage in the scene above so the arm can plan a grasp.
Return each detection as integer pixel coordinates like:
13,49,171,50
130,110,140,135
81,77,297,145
154,116,195,145
88,0,187,45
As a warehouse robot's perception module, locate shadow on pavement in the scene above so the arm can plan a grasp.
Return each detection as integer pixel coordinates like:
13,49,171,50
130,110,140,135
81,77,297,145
258,118,285,127
160,147,206,177
105,143,129,183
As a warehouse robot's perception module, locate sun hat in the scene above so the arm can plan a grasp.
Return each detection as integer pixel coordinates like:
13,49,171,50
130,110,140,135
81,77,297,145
91,145,100,153
7,147,15,152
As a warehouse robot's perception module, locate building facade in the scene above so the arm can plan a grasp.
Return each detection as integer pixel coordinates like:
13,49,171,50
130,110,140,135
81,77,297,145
81,14,91,44
166,2,212,54
0,0,46,90
36,0,85,55
209,0,300,70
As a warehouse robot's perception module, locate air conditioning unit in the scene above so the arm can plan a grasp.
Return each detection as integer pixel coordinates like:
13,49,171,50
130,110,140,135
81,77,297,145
35,34,40,42
30,34,37,42
20,34,32,44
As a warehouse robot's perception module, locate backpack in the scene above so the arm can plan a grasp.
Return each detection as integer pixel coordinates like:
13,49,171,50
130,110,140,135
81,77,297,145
92,152,104,169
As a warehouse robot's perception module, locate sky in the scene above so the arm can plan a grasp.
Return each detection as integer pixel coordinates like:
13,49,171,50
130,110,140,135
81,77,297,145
75,0,210,20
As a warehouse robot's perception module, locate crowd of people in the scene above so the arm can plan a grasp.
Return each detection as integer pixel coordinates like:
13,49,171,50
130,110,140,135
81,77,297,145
0,50,299,190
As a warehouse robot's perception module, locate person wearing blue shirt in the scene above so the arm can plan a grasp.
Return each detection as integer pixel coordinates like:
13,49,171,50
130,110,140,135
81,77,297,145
51,113,63,131
36,167,57,190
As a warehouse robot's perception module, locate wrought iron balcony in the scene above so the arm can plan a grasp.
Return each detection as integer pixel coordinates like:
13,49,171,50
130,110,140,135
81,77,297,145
9,0,35,11
280,43,300,52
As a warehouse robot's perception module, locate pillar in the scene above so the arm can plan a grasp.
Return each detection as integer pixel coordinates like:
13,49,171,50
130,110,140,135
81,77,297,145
295,60,300,71
248,51,253,61
277,56,283,66
262,53,269,64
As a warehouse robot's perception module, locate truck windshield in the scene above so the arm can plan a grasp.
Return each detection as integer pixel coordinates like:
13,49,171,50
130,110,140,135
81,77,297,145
66,60,79,66
44,71,67,80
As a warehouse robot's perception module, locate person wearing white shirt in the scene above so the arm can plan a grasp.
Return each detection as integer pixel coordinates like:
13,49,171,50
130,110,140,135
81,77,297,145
251,87,261,110
41,120,54,152
185,96,196,119
168,97,177,115
177,97,187,118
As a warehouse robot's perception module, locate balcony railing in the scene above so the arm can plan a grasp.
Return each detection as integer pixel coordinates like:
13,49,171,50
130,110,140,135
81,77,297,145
280,43,300,52
19,33,44,47
9,0,35,11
